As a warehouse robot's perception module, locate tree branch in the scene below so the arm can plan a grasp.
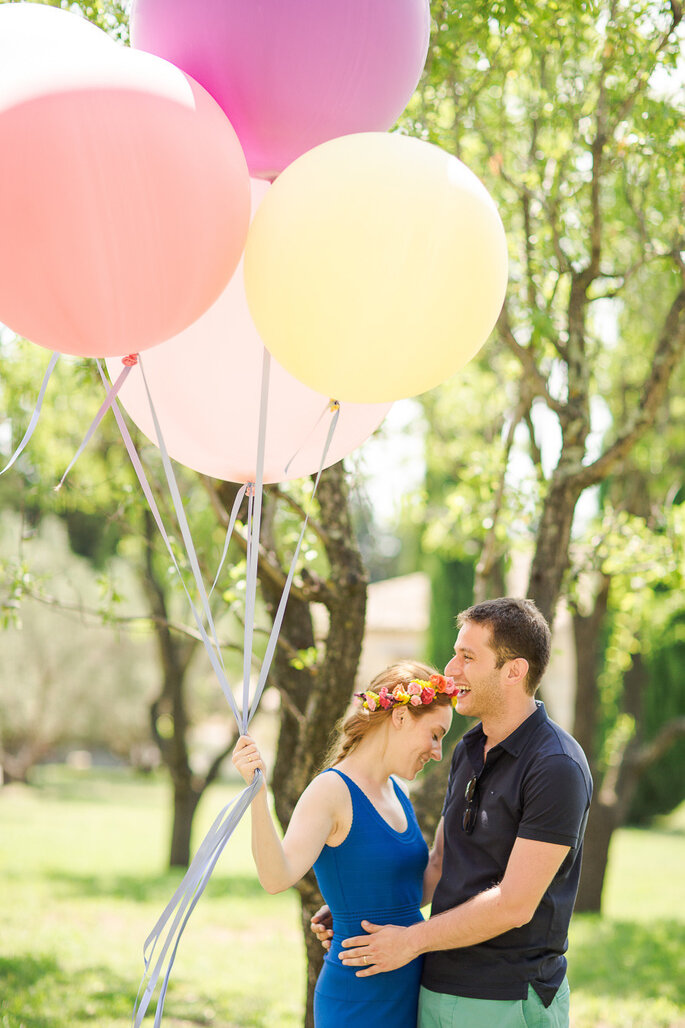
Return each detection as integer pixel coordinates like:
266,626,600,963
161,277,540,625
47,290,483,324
201,477,311,603
571,285,685,490
498,306,567,414
203,724,241,790
475,399,527,598
609,1,683,135
630,717,685,774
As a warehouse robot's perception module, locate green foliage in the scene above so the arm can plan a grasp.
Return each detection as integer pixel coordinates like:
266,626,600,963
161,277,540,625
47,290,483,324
630,610,685,822
568,499,684,765
569,918,685,1027
0,767,303,1027
0,514,157,764
0,0,130,43
426,555,475,667
0,767,683,1028
400,3,685,849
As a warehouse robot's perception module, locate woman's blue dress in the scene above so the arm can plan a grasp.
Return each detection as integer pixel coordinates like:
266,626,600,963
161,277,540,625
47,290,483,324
312,768,428,1027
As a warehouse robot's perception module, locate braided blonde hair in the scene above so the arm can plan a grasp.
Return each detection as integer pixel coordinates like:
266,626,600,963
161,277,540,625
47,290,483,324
322,660,451,768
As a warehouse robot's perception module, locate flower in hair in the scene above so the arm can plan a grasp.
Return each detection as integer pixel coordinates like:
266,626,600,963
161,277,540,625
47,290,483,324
356,675,459,711
378,687,393,710
431,674,458,695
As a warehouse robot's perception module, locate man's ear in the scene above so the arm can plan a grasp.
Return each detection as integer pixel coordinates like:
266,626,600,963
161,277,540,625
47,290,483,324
506,657,529,688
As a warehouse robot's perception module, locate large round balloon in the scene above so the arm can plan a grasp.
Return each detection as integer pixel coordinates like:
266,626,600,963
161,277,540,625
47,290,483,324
243,133,509,403
130,0,430,180
0,3,250,358
0,1,113,54
105,182,391,484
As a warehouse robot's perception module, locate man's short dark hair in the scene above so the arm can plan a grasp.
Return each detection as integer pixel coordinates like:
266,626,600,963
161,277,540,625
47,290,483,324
457,597,551,695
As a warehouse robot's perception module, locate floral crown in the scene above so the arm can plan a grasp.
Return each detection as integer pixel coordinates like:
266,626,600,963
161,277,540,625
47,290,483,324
356,674,458,712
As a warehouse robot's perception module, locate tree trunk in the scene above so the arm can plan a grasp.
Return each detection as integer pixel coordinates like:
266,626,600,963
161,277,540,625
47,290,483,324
141,509,206,869
571,576,611,765
411,746,453,846
527,474,583,627
573,640,671,911
574,795,616,911
277,465,368,1028
169,777,201,867
216,463,368,1027
572,578,618,912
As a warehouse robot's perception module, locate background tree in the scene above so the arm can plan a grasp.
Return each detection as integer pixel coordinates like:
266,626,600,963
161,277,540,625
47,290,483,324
3,8,685,1028
0,514,156,782
406,0,685,908
0,344,251,858
206,465,368,1026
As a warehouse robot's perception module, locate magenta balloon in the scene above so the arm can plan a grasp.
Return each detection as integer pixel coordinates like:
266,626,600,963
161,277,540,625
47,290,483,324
105,181,391,484
0,4,250,357
130,0,430,179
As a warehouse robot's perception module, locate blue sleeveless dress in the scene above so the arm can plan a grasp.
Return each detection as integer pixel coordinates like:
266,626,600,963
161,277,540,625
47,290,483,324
312,768,428,1027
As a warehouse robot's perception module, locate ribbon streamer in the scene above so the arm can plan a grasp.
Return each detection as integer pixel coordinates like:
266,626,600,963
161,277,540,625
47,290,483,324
55,358,137,490
119,353,270,1024
6,353,343,1025
0,351,59,476
93,352,341,1026
241,348,270,732
95,361,245,725
248,402,341,725
133,771,264,1028
283,398,340,476
54,359,135,491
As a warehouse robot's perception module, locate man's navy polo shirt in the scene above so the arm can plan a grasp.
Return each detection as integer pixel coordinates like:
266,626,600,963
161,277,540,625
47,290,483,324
422,701,592,1007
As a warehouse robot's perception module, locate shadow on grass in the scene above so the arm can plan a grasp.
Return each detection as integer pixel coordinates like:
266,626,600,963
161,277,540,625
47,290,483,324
0,953,138,1025
40,868,266,904
570,917,685,1007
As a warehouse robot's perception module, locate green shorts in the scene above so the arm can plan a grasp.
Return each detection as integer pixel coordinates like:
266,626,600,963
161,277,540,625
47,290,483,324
418,977,570,1027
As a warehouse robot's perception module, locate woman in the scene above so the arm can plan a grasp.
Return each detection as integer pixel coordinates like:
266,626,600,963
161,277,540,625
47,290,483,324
232,660,456,1027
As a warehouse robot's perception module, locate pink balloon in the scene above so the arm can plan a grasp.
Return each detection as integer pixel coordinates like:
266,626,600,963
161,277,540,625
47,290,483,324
0,2,113,54
105,181,391,484
130,0,430,179
0,4,250,358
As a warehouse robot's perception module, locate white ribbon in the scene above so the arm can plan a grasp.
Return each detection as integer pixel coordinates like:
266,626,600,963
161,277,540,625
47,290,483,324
0,351,59,476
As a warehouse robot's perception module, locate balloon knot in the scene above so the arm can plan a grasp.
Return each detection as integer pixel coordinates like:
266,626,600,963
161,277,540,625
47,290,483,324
329,400,340,412
122,354,138,367
246,482,255,497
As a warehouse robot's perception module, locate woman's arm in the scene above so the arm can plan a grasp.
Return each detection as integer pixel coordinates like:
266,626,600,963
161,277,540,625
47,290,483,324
232,735,340,894
421,817,445,907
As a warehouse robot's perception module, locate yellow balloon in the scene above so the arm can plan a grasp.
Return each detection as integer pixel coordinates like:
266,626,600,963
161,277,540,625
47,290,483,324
244,133,508,403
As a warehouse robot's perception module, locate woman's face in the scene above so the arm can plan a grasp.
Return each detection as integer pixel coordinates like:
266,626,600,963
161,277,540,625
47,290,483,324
394,703,453,779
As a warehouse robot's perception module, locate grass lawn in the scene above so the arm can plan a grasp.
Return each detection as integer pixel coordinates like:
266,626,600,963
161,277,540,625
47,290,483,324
1,766,683,1027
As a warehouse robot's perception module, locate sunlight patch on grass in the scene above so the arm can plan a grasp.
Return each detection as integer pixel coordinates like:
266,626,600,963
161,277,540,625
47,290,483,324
2,770,685,1027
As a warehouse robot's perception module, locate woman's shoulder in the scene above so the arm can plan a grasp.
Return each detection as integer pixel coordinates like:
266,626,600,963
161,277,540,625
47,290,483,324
302,767,353,807
300,769,354,846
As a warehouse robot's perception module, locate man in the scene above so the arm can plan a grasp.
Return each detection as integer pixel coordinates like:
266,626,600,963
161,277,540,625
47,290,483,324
313,597,592,1027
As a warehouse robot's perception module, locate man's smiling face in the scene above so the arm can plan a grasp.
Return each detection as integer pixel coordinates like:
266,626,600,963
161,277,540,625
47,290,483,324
444,621,507,721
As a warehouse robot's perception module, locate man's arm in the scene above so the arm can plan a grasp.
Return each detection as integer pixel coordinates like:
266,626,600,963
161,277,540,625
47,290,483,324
340,836,570,975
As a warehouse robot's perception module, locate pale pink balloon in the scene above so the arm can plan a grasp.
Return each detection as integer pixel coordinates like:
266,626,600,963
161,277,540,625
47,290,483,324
130,0,430,180
0,2,113,55
105,181,391,484
0,3,250,357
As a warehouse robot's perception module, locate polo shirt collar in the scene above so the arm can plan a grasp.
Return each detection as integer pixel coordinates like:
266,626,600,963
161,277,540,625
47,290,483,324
463,700,548,766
